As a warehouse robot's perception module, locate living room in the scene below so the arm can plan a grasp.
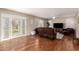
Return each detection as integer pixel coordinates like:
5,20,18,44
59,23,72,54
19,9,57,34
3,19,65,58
0,8,79,51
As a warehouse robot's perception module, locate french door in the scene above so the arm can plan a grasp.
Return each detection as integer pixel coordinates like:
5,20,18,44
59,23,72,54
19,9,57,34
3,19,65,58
1,14,12,41
0,14,27,41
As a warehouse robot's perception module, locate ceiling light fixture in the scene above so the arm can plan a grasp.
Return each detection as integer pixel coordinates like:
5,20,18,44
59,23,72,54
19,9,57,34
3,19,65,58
52,16,56,19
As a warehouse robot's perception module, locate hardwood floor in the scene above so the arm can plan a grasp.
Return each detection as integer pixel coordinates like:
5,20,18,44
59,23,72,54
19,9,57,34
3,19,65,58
0,35,79,51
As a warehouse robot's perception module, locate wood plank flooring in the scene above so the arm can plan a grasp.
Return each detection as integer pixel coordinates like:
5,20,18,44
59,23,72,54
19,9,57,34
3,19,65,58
0,35,79,51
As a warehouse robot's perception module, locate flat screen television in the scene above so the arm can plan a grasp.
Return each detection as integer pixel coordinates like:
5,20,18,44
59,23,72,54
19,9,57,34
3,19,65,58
53,23,63,28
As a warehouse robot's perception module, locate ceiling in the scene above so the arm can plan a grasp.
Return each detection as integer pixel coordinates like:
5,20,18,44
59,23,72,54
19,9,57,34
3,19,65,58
7,8,79,19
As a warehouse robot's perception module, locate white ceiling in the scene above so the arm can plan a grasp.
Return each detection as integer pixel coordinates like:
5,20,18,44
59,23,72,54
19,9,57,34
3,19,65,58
7,8,79,19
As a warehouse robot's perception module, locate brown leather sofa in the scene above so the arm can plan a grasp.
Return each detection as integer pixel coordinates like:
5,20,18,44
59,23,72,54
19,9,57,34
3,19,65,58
35,27,75,39
62,28,75,37
35,27,56,39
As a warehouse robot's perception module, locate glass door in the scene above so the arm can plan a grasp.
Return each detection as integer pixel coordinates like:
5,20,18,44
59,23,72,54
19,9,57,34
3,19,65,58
21,17,27,35
1,14,12,41
12,15,21,37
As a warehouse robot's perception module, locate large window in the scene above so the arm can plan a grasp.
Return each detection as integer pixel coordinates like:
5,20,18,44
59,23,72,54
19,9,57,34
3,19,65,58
36,18,44,27
1,14,12,40
0,14,27,41
12,16,21,36
21,18,27,35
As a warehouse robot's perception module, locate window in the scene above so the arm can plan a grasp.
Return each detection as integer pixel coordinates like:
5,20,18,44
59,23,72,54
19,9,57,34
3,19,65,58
1,14,12,40
0,14,27,41
20,17,27,35
12,16,21,36
21,19,26,34
36,19,44,27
